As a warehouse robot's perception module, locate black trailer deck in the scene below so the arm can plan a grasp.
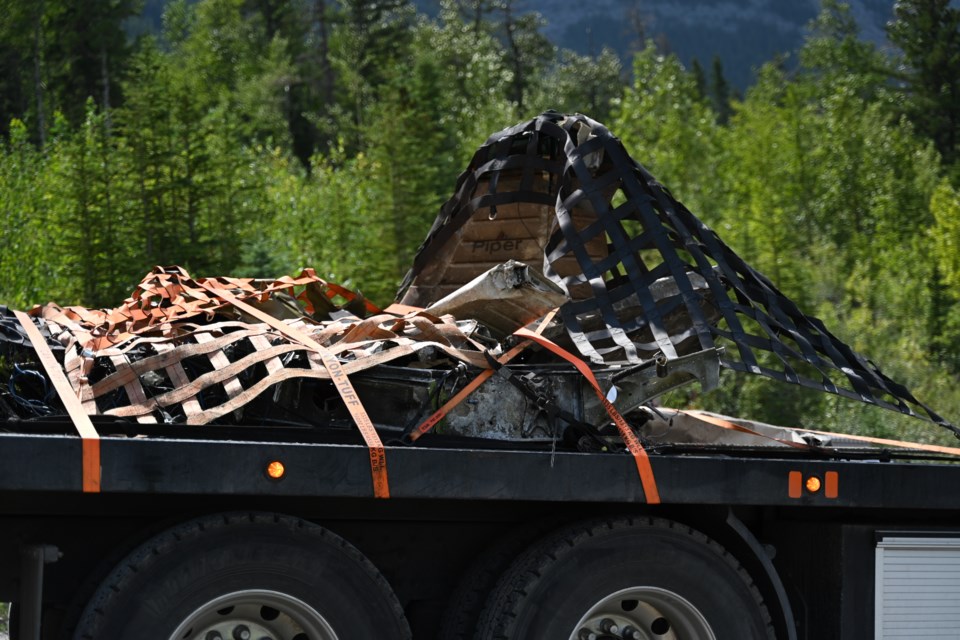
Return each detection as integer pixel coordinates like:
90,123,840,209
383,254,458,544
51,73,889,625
2,431,958,511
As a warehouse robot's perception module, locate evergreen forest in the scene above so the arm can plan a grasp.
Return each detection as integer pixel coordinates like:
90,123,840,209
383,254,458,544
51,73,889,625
2,0,960,444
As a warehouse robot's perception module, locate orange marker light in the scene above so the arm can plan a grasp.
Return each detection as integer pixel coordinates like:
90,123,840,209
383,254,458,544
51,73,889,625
805,476,822,493
266,460,286,480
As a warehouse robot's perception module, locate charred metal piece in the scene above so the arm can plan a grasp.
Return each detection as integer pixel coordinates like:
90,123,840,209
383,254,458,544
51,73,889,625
425,260,568,338
349,347,721,441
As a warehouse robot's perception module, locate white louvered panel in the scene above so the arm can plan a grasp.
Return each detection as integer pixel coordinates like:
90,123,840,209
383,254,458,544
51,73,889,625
876,537,960,639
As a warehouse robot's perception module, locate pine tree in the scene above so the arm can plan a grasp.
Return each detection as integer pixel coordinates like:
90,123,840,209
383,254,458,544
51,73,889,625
44,0,139,124
496,0,554,113
527,48,623,122
454,0,498,36
710,55,732,124
801,0,892,102
0,1,46,144
690,57,707,102
888,0,960,165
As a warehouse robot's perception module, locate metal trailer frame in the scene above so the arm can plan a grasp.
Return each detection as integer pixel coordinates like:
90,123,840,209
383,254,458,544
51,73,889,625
0,433,957,510
2,431,960,640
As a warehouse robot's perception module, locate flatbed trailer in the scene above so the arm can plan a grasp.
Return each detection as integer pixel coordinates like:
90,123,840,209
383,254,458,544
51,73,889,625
2,427,960,640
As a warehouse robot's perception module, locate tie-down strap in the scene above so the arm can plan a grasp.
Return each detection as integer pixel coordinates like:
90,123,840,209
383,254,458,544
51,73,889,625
13,310,101,493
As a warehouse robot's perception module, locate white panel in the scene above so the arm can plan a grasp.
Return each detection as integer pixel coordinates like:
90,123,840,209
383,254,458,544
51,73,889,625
876,537,960,639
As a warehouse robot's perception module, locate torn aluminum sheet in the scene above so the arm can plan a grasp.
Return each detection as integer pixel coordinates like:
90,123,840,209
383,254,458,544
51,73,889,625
635,409,931,452
425,260,568,338
636,408,815,448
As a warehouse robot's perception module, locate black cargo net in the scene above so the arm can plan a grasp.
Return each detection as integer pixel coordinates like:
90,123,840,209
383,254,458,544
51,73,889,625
399,112,953,431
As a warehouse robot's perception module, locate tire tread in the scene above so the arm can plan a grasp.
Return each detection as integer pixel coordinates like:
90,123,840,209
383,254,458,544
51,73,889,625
73,512,409,640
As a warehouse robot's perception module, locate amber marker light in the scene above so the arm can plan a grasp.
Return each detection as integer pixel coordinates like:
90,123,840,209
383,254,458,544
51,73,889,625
805,476,822,493
266,460,286,480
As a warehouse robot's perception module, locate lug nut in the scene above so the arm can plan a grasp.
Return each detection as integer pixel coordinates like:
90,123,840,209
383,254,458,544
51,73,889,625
599,618,619,634
205,633,223,640
578,630,598,640
233,625,251,640
621,625,643,640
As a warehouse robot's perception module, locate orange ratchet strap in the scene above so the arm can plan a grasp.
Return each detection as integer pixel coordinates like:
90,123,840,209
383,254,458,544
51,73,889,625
513,327,661,505
197,282,389,499
801,426,960,456
14,310,101,493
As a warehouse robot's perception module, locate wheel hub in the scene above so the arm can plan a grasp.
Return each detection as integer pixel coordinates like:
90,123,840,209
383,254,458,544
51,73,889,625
168,590,338,640
571,586,716,640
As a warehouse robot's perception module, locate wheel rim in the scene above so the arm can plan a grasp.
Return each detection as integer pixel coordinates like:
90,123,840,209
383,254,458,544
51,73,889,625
570,586,716,640
168,589,338,640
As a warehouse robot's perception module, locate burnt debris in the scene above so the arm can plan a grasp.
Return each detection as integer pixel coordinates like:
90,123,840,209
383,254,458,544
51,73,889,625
400,112,952,433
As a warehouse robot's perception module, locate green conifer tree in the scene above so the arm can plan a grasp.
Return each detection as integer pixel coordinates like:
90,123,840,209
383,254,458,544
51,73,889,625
888,0,960,165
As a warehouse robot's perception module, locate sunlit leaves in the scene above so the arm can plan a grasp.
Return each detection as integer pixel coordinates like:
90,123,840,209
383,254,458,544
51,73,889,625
612,42,723,216
932,180,960,291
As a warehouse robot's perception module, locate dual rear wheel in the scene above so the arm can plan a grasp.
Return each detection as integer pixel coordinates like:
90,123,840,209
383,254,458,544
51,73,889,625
67,513,773,640
467,516,775,640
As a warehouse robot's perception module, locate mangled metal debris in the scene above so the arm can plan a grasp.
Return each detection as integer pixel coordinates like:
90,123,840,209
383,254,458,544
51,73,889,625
0,112,954,454
0,261,716,443
0,267,489,428
425,260,567,339
400,111,953,434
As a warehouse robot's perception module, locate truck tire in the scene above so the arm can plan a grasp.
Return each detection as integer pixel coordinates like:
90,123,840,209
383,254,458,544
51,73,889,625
438,534,532,639
71,512,411,640
475,516,775,640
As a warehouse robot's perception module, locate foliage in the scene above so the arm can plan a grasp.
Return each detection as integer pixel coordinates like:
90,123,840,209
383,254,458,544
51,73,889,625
261,146,399,301
801,0,894,98
0,0,139,143
929,180,960,375
1,0,960,441
611,43,723,216
709,55,732,124
0,118,64,307
527,47,624,122
888,0,960,165
932,180,960,291
624,8,960,440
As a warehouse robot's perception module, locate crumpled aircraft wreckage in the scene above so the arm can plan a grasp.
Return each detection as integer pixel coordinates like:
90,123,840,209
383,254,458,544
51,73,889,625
1,112,955,458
